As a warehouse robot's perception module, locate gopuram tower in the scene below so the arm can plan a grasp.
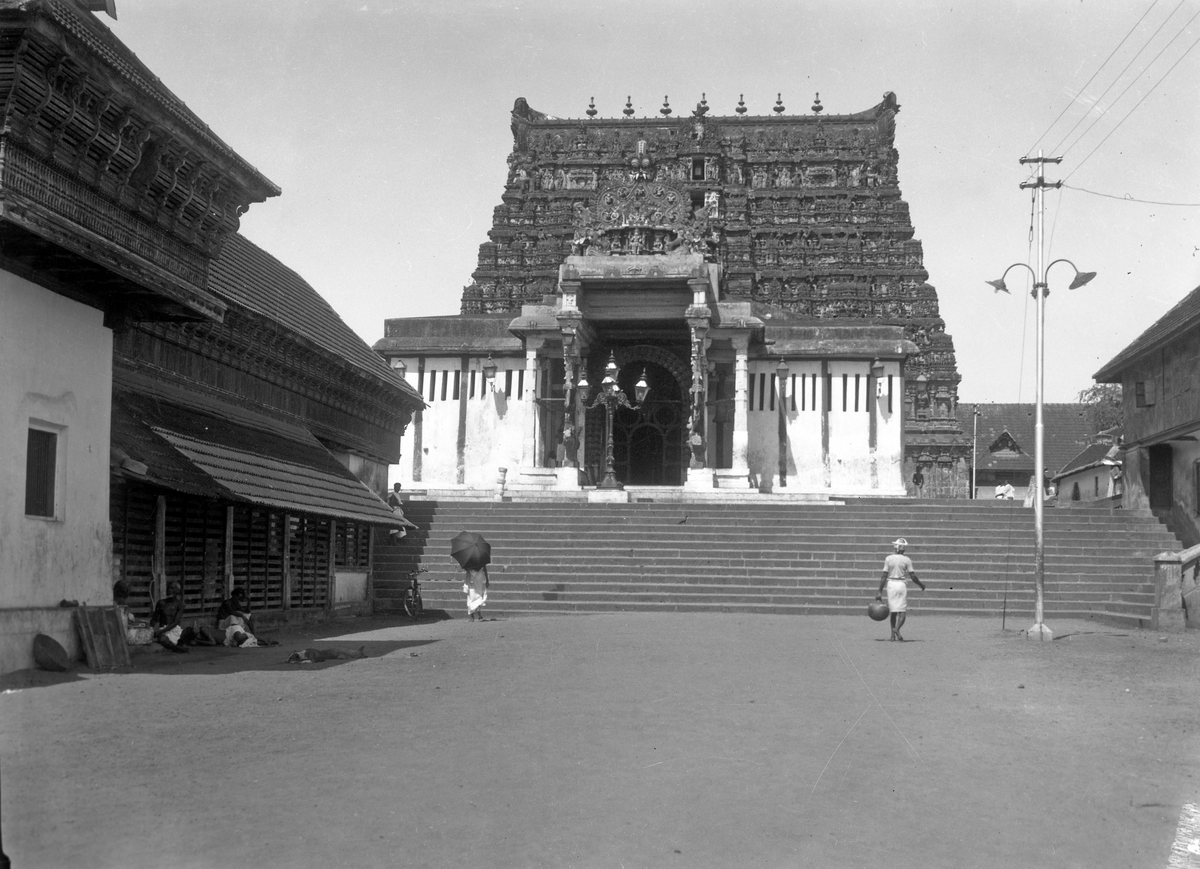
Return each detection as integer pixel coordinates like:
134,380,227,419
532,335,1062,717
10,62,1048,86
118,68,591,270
377,93,969,499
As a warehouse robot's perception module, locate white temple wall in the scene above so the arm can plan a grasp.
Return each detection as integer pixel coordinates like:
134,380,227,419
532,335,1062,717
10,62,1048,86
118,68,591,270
391,356,526,488
874,363,905,493
783,362,827,491
827,361,874,492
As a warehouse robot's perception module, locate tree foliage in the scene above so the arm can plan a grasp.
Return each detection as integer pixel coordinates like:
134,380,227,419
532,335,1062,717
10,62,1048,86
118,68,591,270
1077,383,1123,434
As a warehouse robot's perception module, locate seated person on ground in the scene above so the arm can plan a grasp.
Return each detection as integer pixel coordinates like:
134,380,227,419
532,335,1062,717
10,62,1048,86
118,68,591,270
150,582,220,652
216,588,276,647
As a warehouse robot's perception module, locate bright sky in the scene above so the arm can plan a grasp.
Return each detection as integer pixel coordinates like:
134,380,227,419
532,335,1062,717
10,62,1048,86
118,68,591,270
107,0,1200,403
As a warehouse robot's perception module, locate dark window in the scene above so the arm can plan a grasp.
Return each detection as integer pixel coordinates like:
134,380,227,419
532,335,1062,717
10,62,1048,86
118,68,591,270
452,370,461,401
691,158,705,181
1135,380,1156,407
25,428,57,517
505,370,513,398
1194,462,1200,514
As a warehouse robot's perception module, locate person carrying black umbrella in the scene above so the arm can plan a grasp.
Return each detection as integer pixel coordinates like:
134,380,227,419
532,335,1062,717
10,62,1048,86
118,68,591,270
450,531,492,622
463,565,489,622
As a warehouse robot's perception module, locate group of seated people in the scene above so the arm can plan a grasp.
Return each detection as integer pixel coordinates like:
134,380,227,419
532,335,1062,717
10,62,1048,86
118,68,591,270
149,582,278,653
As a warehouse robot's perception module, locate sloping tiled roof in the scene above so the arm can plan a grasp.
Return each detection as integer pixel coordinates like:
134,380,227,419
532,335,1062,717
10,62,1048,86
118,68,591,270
112,393,404,526
1053,443,1119,480
956,403,1095,476
208,234,423,405
1094,283,1200,381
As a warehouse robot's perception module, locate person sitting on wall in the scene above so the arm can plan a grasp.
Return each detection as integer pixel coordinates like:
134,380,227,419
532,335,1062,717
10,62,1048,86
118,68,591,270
216,588,276,647
387,483,419,543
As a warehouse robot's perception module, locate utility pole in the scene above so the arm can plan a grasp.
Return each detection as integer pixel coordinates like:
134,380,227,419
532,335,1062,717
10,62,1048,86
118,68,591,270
986,154,1094,642
1018,150,1062,642
971,405,981,499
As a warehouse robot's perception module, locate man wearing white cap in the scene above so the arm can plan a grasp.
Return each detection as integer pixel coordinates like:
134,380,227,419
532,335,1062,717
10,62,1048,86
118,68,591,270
876,538,926,641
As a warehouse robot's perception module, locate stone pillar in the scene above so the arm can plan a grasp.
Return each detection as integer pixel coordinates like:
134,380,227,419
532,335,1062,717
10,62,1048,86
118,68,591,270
1154,551,1187,632
685,317,713,490
715,335,752,488
520,346,539,469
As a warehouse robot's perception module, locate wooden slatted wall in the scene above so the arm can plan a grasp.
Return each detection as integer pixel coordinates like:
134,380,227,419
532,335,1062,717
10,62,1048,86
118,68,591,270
231,506,286,614
287,515,331,610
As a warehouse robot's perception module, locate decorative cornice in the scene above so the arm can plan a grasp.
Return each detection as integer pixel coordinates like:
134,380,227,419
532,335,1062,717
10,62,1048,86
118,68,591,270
0,4,279,314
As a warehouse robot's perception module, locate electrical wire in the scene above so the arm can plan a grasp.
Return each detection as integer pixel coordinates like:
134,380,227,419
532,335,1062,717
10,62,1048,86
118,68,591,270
1026,0,1165,158
1048,0,1188,158
1062,182,1200,207
1059,5,1200,165
1066,21,1200,179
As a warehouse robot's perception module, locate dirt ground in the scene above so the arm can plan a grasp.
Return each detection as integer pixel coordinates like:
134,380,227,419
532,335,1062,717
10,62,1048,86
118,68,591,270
2,609,1200,869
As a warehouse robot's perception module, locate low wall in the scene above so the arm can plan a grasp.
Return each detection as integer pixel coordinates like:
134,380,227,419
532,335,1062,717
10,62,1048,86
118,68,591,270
0,607,81,674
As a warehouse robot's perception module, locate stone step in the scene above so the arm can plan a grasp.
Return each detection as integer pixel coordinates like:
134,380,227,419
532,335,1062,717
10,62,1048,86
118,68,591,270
374,499,1182,627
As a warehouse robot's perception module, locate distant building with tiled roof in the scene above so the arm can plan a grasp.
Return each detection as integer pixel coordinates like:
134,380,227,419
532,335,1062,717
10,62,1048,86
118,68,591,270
1095,283,1200,547
956,403,1095,500
1052,443,1123,504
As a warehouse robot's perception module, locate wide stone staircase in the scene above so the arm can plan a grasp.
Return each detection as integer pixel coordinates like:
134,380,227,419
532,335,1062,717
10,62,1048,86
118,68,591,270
373,499,1181,628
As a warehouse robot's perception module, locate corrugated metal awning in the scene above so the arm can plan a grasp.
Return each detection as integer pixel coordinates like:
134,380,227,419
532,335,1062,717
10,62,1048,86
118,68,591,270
112,393,404,527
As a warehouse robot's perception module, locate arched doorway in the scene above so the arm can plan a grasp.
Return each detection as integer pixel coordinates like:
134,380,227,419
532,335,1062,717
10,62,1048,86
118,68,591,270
585,356,685,486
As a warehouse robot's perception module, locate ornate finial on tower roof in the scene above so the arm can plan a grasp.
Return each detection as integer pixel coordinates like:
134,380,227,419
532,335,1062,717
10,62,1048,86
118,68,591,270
736,94,747,115
812,92,823,114
623,96,635,118
586,97,597,118
773,93,785,115
660,96,672,117
693,93,709,118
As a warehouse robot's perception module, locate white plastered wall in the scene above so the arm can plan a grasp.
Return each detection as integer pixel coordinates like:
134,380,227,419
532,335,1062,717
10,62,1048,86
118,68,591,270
391,356,527,489
0,275,114,671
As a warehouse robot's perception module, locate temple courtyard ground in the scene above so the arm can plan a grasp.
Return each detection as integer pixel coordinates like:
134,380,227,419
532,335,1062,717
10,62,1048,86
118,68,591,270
2,609,1200,869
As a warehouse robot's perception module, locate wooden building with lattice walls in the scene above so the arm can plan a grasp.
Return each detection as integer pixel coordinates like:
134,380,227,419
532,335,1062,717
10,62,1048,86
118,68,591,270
0,0,422,670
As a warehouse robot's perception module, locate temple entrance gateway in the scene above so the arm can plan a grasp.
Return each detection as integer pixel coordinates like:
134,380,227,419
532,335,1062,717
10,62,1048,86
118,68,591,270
581,353,688,487
377,94,971,497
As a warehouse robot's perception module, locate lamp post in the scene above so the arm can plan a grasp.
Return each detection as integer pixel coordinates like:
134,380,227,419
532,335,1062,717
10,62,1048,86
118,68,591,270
971,405,981,499
987,152,1096,641
577,353,649,489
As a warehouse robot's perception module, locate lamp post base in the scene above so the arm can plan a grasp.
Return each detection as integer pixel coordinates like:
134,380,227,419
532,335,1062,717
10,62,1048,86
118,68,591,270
1027,622,1054,641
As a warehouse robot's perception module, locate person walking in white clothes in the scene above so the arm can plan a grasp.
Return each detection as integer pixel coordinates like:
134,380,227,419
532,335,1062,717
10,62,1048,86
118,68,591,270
875,538,926,642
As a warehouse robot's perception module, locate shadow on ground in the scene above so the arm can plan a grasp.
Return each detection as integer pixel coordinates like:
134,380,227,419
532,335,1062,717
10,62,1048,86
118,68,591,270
2,612,450,687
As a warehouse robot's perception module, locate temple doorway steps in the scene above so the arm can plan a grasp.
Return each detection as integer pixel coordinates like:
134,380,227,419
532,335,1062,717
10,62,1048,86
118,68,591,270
373,500,1181,628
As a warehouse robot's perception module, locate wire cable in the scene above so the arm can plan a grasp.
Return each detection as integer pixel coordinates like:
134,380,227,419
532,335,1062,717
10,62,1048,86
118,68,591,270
1026,0,1164,157
1066,21,1200,179
1051,0,1191,158
1061,183,1200,208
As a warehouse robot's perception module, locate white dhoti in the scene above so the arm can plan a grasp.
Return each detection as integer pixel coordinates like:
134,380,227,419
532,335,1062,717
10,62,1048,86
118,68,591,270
464,584,487,614
463,567,488,614
886,579,908,613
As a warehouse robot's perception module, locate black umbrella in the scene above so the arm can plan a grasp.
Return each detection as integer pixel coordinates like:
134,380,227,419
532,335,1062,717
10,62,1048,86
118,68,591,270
450,531,491,570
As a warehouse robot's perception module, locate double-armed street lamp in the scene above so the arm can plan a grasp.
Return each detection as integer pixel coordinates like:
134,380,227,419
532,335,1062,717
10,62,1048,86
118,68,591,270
577,353,650,490
986,152,1096,641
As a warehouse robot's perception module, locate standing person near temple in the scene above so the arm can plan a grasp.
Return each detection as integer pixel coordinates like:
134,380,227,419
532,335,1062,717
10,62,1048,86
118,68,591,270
463,565,489,622
875,538,926,642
